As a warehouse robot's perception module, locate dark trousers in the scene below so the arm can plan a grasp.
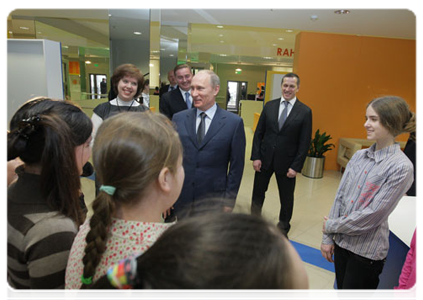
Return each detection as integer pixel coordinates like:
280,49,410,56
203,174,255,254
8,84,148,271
251,166,296,234
334,244,386,289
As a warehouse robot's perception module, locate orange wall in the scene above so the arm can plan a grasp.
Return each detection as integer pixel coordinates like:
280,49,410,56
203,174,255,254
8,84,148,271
293,32,416,170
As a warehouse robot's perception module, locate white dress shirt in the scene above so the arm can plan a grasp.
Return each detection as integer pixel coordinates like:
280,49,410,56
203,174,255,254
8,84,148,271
196,103,217,135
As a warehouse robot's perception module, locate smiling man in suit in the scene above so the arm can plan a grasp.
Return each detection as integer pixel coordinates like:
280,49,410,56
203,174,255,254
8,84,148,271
251,73,312,237
169,70,246,220
159,64,192,120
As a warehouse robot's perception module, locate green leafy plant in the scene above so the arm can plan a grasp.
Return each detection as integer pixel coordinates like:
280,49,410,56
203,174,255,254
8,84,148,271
308,129,335,158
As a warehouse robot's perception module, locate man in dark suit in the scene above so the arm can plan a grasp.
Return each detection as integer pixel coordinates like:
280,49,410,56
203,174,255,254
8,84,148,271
159,64,192,120
170,70,246,220
159,69,178,98
251,73,312,237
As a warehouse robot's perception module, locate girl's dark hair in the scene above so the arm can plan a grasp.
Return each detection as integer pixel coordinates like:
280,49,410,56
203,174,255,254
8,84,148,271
81,111,182,287
367,96,416,137
111,64,144,98
92,213,298,289
8,97,93,226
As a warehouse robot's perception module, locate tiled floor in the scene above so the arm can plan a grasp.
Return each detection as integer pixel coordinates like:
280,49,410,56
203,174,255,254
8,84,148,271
81,126,341,289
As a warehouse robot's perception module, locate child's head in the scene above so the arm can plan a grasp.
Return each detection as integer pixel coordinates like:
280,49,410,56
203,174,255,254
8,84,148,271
8,97,93,225
367,96,415,137
96,213,309,289
93,111,183,207
82,111,183,286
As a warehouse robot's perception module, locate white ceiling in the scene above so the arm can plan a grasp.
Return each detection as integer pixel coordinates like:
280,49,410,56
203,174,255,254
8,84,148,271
8,9,416,67
10,8,416,39
159,9,415,40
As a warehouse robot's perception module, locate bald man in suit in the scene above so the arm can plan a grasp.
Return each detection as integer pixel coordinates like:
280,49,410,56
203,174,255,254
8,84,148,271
168,70,246,220
251,73,312,237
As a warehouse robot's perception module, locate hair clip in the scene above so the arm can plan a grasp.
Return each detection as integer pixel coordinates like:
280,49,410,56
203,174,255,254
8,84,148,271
107,255,138,289
99,185,116,196
81,274,93,285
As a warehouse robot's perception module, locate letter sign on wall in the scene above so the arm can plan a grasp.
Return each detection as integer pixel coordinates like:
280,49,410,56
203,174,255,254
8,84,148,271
277,48,294,57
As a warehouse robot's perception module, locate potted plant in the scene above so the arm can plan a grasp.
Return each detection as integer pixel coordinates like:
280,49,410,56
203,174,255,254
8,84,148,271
301,129,335,179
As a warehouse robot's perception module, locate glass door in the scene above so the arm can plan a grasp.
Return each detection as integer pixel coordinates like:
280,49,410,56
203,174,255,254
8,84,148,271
89,74,107,99
227,81,248,113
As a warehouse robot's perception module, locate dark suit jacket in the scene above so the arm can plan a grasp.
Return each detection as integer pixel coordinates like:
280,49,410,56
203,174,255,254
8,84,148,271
251,98,312,174
159,84,177,98
172,105,246,218
159,88,187,120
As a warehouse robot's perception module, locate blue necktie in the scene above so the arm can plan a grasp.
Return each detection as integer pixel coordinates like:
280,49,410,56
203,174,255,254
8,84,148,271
279,101,289,130
185,92,192,108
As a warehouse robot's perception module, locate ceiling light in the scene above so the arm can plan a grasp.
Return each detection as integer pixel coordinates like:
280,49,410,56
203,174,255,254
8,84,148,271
286,29,293,33
217,25,224,29
263,57,272,59
133,31,142,35
220,40,225,43
19,26,30,30
272,44,277,46
219,34,224,37
149,63,154,67
85,61,92,64
169,54,174,57
108,14,112,17
334,9,350,14
278,37,284,41
310,15,319,21
220,54,227,56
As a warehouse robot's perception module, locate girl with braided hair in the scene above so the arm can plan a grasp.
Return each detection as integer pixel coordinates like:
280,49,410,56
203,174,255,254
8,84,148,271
65,112,184,289
77,213,308,300
7,97,93,289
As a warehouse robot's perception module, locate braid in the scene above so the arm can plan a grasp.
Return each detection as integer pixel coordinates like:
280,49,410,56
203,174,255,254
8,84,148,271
81,194,115,287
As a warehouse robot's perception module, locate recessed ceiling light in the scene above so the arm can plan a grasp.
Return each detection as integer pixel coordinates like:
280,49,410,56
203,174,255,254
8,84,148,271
219,34,224,37
272,44,277,46
149,63,154,67
263,57,272,59
169,54,174,57
217,25,224,29
310,15,319,21
334,9,350,14
286,29,294,33
108,14,112,17
85,61,92,64
133,31,142,35
19,26,30,30
220,40,225,43
220,54,227,56
278,37,284,41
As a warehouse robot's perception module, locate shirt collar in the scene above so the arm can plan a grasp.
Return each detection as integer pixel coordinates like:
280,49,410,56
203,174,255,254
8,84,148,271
280,97,297,106
366,142,400,162
179,88,191,96
196,103,217,119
